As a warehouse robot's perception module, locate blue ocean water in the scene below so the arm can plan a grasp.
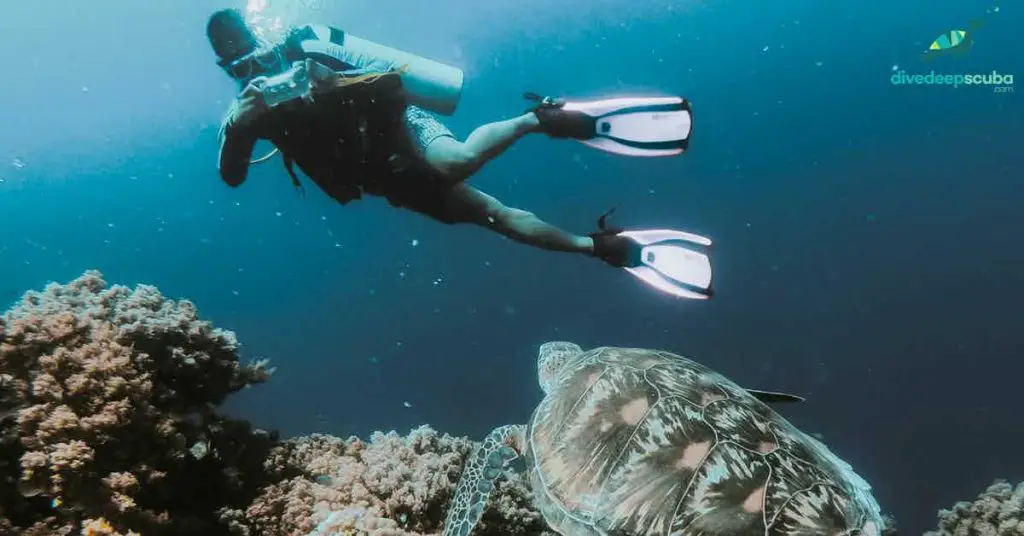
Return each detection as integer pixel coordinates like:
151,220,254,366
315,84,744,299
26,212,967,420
1,0,1020,532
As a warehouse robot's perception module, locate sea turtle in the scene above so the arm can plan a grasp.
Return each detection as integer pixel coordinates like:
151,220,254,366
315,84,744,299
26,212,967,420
443,342,892,536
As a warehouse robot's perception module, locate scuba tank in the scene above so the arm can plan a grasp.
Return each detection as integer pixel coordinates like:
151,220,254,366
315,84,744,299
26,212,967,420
297,30,464,116
225,25,465,116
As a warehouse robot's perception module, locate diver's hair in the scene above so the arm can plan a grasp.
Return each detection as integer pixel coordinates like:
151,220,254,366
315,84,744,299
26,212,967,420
327,64,410,89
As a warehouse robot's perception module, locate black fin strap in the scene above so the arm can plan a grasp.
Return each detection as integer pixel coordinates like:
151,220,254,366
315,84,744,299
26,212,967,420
523,92,565,113
595,207,624,235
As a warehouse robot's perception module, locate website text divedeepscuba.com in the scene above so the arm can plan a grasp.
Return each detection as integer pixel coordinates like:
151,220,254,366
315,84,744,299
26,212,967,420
890,70,1015,93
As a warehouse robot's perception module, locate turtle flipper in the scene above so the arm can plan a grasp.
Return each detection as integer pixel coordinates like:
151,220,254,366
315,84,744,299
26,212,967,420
746,388,805,403
443,424,525,536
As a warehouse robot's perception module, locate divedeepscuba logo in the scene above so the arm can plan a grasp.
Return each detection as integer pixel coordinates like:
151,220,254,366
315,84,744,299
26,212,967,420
890,69,1013,92
890,4,1013,94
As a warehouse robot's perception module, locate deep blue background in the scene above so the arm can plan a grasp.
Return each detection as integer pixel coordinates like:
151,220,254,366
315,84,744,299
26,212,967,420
1,0,1020,533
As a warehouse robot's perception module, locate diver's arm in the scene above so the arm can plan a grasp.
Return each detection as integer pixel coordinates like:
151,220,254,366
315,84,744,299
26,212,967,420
218,121,258,187
216,80,272,186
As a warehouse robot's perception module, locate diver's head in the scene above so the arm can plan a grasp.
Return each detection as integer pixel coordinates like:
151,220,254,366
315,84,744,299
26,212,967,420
207,9,260,76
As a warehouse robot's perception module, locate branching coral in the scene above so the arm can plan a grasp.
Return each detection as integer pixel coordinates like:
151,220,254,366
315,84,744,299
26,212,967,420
0,271,275,535
926,480,1024,536
233,425,549,536
0,270,548,536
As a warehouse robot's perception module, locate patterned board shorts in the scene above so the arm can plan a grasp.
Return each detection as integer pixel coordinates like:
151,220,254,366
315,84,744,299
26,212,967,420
402,105,455,154
382,105,470,224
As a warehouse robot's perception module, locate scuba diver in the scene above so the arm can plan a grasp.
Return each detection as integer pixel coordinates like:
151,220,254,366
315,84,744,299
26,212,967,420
207,8,713,299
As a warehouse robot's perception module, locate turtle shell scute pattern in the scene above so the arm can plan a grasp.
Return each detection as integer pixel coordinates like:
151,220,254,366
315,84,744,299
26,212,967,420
527,346,882,536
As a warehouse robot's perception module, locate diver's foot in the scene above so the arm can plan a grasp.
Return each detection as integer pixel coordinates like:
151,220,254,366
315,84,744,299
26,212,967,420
526,94,595,139
590,231,641,268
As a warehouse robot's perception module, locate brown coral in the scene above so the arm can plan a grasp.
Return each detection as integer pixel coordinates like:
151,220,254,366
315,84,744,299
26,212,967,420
0,271,549,536
240,425,548,536
926,480,1024,536
0,271,275,535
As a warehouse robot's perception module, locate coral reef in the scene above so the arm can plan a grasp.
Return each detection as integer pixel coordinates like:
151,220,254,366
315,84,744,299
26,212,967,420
0,271,546,535
926,480,1024,536
0,271,275,535
228,426,547,536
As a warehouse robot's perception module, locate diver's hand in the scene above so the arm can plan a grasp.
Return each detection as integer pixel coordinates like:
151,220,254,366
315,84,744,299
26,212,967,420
228,77,270,131
305,58,341,94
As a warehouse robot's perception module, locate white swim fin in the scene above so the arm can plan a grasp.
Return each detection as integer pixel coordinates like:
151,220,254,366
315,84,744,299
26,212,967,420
527,93,693,157
591,209,713,299
620,229,714,299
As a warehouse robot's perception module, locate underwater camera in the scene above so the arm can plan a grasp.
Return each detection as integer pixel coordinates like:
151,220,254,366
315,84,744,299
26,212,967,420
258,61,311,107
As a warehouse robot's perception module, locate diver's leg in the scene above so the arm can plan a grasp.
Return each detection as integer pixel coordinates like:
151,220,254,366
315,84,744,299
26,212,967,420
425,114,539,182
405,106,539,184
443,184,593,254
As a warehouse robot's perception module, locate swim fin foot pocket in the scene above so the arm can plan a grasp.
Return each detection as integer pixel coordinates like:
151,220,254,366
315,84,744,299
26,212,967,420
524,91,694,156
590,208,715,300
525,92,597,139
589,208,641,268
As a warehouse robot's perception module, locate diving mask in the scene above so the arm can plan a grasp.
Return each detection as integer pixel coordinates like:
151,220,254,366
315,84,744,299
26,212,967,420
222,46,286,84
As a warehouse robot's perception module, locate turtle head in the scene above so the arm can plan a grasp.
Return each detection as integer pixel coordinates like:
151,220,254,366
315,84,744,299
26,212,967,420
537,341,583,394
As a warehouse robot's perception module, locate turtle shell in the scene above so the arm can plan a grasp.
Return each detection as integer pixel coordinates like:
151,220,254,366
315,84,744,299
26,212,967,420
525,346,884,536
